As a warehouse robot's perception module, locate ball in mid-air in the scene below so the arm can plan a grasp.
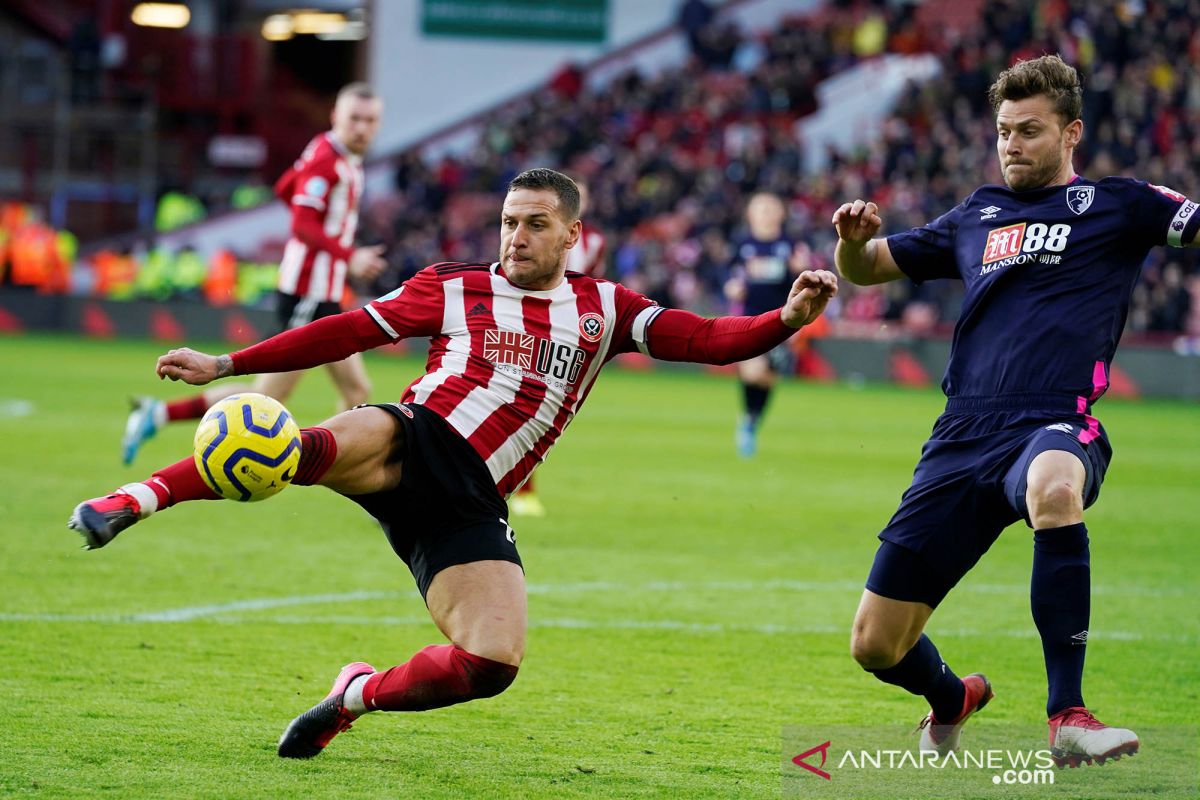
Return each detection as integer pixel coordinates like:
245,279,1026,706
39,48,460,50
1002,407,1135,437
193,393,301,502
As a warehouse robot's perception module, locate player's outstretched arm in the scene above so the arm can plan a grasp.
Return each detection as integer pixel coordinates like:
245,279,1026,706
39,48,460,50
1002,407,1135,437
156,310,392,385
832,199,904,285
645,270,837,366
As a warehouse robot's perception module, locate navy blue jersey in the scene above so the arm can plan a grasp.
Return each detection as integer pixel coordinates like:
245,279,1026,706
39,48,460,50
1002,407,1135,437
730,235,796,314
887,176,1199,408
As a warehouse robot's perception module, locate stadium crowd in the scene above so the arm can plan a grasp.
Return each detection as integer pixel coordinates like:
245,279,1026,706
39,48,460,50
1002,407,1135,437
3,0,1198,339
355,0,1200,338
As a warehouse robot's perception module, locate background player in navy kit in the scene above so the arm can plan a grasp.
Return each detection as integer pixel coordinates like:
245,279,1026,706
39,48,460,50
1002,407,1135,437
833,55,1199,766
724,192,805,457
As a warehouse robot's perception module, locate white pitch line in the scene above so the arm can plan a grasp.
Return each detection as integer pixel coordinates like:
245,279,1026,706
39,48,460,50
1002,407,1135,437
1,610,1192,643
1,578,1193,630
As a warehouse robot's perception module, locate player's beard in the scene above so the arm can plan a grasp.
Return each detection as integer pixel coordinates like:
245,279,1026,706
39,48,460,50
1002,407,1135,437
1003,150,1064,192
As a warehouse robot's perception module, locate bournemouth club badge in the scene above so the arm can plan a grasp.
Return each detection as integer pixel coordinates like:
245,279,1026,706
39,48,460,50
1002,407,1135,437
578,312,605,342
1066,185,1094,215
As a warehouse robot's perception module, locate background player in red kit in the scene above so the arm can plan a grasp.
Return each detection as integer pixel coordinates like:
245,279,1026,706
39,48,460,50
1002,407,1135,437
69,169,837,759
120,83,388,465
509,176,605,517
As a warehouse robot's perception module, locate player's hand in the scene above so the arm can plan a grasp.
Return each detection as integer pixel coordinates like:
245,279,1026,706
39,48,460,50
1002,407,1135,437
156,348,224,385
781,270,838,329
348,244,387,281
832,199,882,245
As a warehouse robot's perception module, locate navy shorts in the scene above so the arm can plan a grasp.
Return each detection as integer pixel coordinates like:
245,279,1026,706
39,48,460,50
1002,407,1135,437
344,403,521,598
275,291,342,334
865,398,1112,607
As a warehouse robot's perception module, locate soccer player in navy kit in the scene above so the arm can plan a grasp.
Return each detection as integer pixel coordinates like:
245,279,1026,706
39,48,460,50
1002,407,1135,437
833,54,1199,766
725,192,805,456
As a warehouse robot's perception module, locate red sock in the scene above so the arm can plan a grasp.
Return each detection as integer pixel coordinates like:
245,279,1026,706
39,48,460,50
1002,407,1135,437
294,427,337,486
143,457,220,508
362,645,518,712
166,394,212,421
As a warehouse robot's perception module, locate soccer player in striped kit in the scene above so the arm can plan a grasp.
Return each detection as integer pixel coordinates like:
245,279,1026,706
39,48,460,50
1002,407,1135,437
835,55,1199,767
509,176,606,517
120,83,387,465
70,169,838,758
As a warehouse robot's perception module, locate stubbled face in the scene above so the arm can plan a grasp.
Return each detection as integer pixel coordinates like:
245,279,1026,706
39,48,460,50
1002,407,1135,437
499,188,581,290
747,193,785,239
995,95,1080,191
331,94,382,155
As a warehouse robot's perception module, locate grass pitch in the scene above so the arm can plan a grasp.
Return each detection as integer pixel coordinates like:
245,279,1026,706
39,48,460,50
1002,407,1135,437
0,333,1196,799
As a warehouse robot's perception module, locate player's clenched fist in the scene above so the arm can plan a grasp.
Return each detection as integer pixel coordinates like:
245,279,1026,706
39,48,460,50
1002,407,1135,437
781,269,838,328
156,347,224,385
832,200,882,244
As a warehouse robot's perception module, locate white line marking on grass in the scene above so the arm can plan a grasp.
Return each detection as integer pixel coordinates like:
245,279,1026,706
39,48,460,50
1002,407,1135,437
3,610,1188,643
0,399,34,418
127,590,401,622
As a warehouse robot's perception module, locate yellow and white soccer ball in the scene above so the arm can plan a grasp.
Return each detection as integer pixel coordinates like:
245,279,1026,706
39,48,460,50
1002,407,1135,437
193,393,301,502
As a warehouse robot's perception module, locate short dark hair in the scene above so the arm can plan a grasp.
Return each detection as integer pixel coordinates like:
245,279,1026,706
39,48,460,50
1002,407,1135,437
507,168,580,221
988,54,1082,126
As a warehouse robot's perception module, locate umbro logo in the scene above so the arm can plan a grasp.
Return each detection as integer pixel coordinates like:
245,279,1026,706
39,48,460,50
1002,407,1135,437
1044,423,1074,434
980,205,1002,220
466,302,489,318
1071,630,1088,646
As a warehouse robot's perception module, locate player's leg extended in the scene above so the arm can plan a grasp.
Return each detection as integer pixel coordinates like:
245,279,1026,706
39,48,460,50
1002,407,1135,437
853,543,994,754
1021,447,1137,764
736,355,774,457
122,382,253,465
278,560,524,759
75,406,402,549
323,352,372,412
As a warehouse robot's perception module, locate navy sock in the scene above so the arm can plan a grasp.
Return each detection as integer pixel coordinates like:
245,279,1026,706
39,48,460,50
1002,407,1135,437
1031,522,1090,717
867,634,965,722
742,383,770,424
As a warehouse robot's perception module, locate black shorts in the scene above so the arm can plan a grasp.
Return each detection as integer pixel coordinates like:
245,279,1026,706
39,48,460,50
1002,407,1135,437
344,403,521,598
865,400,1112,607
275,291,342,334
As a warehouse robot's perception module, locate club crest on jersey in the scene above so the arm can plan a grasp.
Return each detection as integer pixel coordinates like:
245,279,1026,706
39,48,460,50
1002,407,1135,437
578,312,605,343
1066,185,1094,215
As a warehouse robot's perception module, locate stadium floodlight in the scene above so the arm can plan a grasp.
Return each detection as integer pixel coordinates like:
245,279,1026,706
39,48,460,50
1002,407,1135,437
261,14,294,41
130,2,191,29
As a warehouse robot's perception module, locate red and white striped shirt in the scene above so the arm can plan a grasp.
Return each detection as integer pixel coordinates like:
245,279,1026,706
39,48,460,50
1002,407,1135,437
364,261,662,495
565,223,606,277
274,133,363,302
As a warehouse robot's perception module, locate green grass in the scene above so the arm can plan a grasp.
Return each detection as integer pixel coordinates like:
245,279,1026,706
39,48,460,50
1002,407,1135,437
0,333,1197,799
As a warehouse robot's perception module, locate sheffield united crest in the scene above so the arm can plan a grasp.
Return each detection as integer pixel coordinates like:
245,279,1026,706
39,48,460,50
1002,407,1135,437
1066,185,1094,215
578,312,605,342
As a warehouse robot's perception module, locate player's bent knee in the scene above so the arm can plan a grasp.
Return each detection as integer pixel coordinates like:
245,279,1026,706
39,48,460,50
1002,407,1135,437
1026,479,1083,525
461,650,520,699
850,628,906,670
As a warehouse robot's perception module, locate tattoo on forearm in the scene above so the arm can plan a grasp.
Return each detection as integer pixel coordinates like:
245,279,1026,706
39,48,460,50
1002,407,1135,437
216,355,233,378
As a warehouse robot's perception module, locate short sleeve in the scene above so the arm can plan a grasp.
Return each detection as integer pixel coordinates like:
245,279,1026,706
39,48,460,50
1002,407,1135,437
1131,180,1200,248
363,267,445,340
885,203,966,283
609,282,660,355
